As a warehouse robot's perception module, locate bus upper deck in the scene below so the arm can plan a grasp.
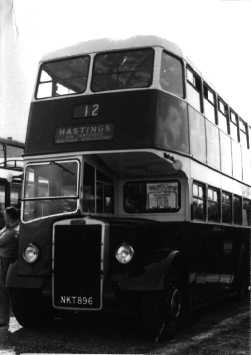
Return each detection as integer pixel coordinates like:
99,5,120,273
25,36,251,190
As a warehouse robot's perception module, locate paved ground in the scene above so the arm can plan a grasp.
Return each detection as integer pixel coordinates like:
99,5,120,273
0,297,249,354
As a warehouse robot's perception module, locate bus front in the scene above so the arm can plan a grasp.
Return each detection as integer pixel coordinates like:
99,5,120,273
7,38,190,335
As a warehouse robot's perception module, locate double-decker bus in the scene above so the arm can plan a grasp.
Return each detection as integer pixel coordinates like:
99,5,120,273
0,137,23,225
7,36,250,337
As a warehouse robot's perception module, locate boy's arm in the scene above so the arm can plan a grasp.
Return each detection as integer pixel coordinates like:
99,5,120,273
0,229,15,247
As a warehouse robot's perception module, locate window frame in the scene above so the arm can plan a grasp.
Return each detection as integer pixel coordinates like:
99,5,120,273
203,83,217,124
123,180,181,213
159,50,185,98
191,180,206,220
186,65,202,112
207,185,220,222
217,97,229,134
23,159,80,200
221,190,232,224
91,47,155,93
233,194,242,225
229,109,240,142
35,55,91,100
239,117,248,148
243,198,251,226
82,162,114,214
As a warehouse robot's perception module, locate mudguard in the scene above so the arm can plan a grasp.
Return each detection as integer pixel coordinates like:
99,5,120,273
6,261,44,288
118,250,187,291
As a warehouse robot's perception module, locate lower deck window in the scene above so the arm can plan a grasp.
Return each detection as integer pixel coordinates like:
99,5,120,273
207,187,220,222
222,191,232,223
192,182,205,220
124,181,180,213
233,195,242,224
243,199,251,226
83,163,114,214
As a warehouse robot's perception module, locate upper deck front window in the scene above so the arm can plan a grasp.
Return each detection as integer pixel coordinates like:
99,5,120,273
160,51,184,97
36,56,90,99
91,48,154,92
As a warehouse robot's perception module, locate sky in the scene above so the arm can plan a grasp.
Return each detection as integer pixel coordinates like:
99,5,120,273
1,0,251,141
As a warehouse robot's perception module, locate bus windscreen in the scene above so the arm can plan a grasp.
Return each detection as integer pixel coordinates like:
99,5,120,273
36,56,90,99
23,161,79,221
91,48,154,92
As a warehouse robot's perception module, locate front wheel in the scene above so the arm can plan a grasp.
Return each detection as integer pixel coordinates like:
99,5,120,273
140,279,187,341
9,288,52,328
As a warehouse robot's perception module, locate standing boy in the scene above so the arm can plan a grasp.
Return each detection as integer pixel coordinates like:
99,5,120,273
0,207,19,327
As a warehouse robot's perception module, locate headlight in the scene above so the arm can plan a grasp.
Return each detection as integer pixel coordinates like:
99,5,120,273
23,243,39,264
115,244,134,264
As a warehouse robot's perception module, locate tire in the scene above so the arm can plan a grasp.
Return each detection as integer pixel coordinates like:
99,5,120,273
9,288,52,328
140,277,187,341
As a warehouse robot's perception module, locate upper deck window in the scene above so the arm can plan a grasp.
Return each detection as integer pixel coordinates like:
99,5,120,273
239,118,248,148
160,51,184,97
230,110,239,141
91,48,154,92
36,56,90,99
186,66,202,112
217,98,229,134
203,84,216,124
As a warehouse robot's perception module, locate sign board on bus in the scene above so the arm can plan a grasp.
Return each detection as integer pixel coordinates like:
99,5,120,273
55,124,114,143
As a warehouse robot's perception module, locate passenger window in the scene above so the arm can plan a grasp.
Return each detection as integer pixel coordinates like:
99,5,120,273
207,187,220,222
96,171,114,213
232,140,242,181
220,132,232,176
206,120,220,170
83,163,114,214
160,51,184,97
242,147,251,182
222,191,232,223
186,66,201,112
189,107,206,162
239,118,248,148
124,181,180,213
217,98,229,134
192,181,205,220
233,195,242,224
243,199,251,226
203,84,216,124
83,163,95,213
230,110,239,141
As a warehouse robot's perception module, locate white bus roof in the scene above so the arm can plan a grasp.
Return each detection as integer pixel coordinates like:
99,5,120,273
41,36,183,62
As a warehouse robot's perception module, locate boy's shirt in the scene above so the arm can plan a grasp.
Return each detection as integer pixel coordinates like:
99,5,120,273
0,225,19,258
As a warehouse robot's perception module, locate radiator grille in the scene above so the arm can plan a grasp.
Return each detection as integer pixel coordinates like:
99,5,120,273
53,224,102,310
